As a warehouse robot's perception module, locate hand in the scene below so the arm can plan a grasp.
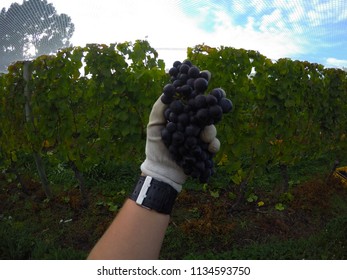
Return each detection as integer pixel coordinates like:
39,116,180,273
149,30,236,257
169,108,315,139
140,95,220,192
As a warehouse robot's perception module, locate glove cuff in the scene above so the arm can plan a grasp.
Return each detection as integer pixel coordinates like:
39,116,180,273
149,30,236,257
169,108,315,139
140,159,185,192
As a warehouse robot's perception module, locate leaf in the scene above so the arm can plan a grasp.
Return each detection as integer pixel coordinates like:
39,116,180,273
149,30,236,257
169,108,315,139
210,190,220,198
285,99,295,108
247,193,258,203
275,203,285,211
257,201,265,207
107,202,119,212
10,151,17,162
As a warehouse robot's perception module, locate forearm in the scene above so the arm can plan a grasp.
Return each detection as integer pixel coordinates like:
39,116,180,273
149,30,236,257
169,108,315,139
87,199,170,260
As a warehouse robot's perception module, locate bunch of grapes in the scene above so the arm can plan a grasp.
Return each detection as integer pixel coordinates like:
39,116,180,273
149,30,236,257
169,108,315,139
160,60,233,183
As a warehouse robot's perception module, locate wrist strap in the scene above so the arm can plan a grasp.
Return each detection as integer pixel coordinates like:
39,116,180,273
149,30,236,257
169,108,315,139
129,176,178,215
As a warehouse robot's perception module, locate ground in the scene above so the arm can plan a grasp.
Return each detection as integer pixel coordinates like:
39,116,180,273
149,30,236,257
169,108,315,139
1,165,346,260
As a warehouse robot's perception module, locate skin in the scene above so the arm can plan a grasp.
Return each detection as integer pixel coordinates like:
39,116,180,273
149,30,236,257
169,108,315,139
87,198,170,260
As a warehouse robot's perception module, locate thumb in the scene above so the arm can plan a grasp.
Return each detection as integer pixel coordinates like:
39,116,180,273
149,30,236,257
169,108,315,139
148,95,167,127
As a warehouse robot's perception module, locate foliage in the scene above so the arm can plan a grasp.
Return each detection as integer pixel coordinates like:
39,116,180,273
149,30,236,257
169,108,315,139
187,45,347,196
0,40,167,197
1,41,347,201
1,152,346,260
182,213,347,260
0,218,87,259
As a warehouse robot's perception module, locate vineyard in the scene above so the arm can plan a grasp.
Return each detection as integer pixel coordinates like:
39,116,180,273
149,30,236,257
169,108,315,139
1,40,347,259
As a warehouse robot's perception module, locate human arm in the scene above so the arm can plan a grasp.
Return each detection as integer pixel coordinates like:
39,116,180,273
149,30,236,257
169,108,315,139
87,198,170,260
88,82,220,260
87,97,186,260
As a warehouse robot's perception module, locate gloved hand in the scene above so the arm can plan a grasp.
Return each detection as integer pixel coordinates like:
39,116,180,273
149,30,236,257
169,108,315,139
140,95,220,193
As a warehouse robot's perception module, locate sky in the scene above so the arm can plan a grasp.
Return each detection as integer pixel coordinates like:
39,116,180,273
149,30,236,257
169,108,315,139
2,0,347,69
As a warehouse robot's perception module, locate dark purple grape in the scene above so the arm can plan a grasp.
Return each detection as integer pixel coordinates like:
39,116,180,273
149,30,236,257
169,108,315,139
196,108,210,126
169,112,178,123
209,105,223,121
172,79,183,88
199,71,210,81
219,98,233,113
166,122,177,133
195,161,205,171
188,98,196,109
180,84,192,97
179,63,190,74
190,115,198,125
188,66,200,78
173,61,181,68
199,141,209,151
190,90,198,99
182,59,193,67
206,94,218,106
178,112,189,126
199,150,209,161
161,94,173,104
205,159,213,168
163,84,176,97
169,100,184,114
186,78,195,88
192,145,202,157
169,145,179,155
185,125,200,137
194,94,207,109
194,78,208,92
172,131,185,146
184,136,198,148
169,67,178,77
161,128,172,145
178,145,188,156
183,167,193,175
176,122,185,132
210,88,223,101
183,156,196,165
183,104,193,113
164,108,171,119
178,73,189,83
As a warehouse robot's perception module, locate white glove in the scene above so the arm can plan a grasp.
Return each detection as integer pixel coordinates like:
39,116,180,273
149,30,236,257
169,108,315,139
141,96,220,193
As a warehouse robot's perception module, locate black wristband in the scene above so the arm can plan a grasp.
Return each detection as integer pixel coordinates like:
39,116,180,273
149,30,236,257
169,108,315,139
129,176,178,215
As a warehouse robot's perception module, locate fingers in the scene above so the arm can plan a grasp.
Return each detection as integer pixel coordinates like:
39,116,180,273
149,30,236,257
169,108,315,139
200,124,220,154
208,138,220,153
200,125,216,143
148,95,167,126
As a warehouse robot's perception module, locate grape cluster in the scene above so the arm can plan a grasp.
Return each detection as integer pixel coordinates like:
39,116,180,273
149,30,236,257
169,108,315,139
161,60,233,183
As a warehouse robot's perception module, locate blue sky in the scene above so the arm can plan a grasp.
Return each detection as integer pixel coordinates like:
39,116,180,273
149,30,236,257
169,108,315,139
179,0,347,68
2,0,347,69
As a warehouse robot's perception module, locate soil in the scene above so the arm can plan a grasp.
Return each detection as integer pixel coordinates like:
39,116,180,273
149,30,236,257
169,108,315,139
0,172,346,259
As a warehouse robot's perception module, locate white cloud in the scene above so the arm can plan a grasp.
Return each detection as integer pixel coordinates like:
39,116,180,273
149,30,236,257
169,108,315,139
260,9,285,32
288,5,305,24
338,8,347,21
199,9,307,60
250,0,267,14
232,0,248,14
325,58,347,69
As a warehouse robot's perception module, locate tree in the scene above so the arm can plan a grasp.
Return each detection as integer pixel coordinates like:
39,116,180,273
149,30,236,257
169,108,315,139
0,0,74,72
